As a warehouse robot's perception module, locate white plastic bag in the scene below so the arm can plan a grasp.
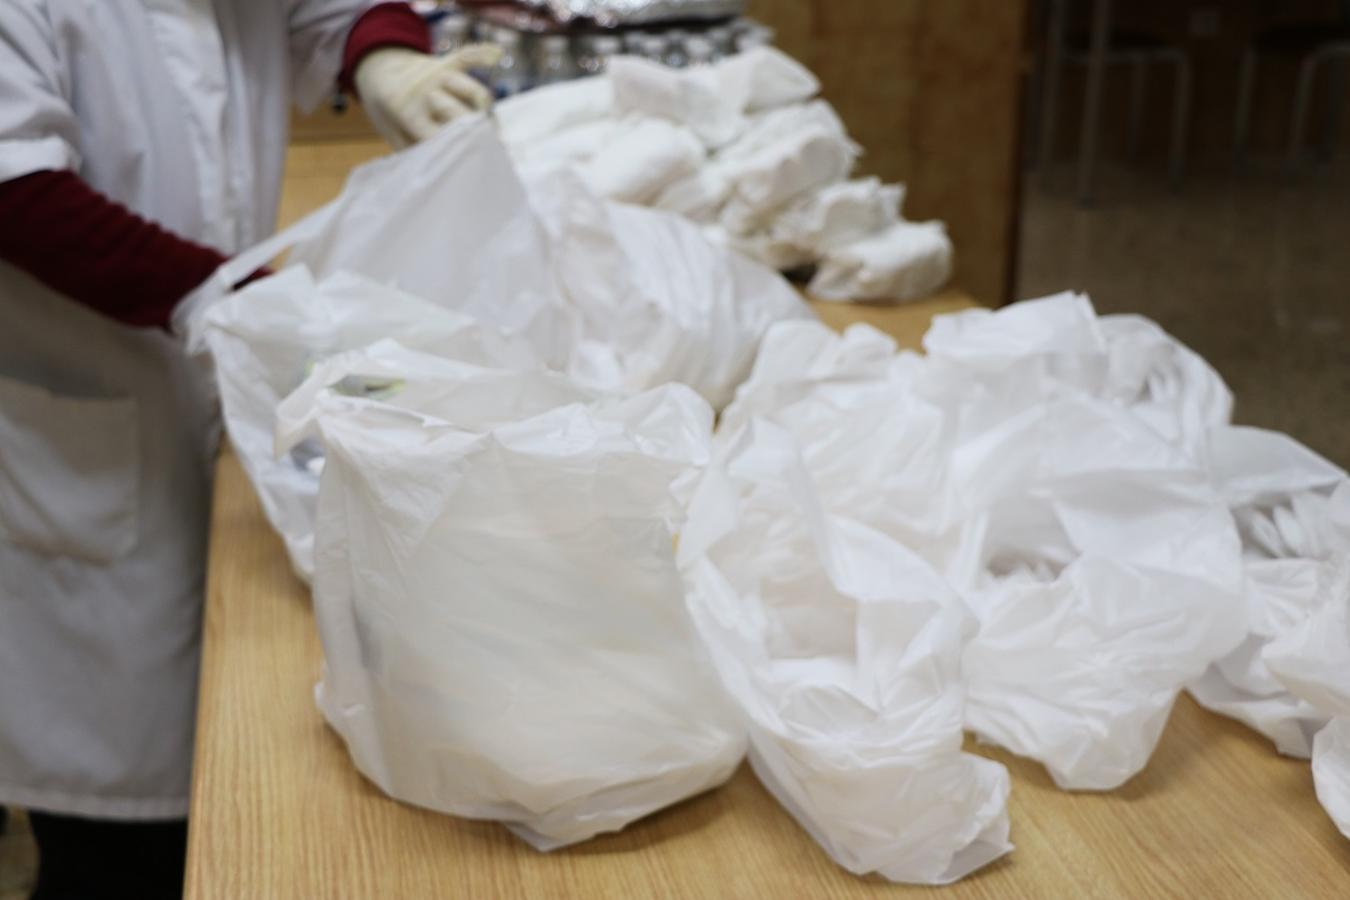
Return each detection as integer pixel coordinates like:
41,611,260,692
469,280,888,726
199,268,534,578
1311,718,1350,840
1187,429,1349,757
810,221,953,303
725,298,1248,791
199,117,810,580
1264,549,1350,839
1098,314,1233,461
922,297,1247,788
526,171,813,410
277,340,745,849
677,416,1012,884
282,117,572,364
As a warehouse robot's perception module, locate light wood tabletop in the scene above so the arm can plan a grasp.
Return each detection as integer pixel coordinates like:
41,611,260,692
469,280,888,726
184,141,1350,899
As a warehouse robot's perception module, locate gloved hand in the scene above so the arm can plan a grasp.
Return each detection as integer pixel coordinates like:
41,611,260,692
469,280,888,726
355,44,503,150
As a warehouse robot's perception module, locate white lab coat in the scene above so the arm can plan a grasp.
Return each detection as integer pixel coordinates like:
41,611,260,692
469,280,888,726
0,0,372,820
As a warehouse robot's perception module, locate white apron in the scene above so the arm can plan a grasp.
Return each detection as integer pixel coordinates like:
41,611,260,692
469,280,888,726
0,0,371,820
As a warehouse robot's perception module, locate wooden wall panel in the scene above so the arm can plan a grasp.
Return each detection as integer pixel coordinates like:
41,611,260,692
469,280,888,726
749,0,1029,304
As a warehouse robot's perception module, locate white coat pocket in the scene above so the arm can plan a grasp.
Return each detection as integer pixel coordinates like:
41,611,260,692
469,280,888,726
0,374,140,564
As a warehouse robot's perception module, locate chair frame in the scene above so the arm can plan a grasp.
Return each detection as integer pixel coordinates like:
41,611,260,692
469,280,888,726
1234,40,1350,170
1038,0,1191,206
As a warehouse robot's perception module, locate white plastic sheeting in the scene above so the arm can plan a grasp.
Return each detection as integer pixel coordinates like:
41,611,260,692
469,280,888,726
1262,497,1350,838
197,117,808,578
677,411,1012,884
191,112,1350,868
1311,718,1350,840
720,295,1249,790
275,340,745,850
526,170,809,410
198,269,535,576
1188,432,1349,757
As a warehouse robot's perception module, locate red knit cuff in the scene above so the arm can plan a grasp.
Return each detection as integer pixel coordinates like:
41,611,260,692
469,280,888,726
340,2,434,94
0,170,228,330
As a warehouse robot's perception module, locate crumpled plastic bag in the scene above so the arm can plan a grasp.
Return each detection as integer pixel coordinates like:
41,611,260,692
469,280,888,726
1187,429,1349,757
526,170,813,410
282,116,573,366
722,296,1249,791
198,116,811,577
275,339,746,849
921,297,1248,788
810,221,953,303
1097,314,1234,461
1311,718,1350,840
677,414,1012,884
1264,544,1350,839
198,268,534,578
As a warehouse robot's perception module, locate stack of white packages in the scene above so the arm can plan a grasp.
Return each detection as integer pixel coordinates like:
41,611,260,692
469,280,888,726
497,48,954,303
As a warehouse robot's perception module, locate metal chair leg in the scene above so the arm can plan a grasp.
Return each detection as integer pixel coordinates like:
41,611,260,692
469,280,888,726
1169,55,1192,187
1077,0,1114,207
1234,48,1257,167
1128,56,1149,160
1323,53,1350,160
1037,0,1069,179
1288,52,1324,173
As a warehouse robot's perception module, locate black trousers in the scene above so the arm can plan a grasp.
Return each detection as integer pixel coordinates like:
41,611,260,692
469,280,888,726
27,812,187,900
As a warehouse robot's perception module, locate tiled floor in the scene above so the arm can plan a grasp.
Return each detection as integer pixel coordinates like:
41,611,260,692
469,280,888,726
1017,157,1350,468
0,809,36,900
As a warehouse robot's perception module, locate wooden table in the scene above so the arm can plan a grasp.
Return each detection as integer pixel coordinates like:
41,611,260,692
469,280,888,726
185,143,1350,898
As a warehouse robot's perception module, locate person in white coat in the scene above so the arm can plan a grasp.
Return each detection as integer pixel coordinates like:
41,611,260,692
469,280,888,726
0,2,499,896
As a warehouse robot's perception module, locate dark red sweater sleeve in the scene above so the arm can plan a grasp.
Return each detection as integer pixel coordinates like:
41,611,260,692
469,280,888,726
0,170,229,330
340,2,434,94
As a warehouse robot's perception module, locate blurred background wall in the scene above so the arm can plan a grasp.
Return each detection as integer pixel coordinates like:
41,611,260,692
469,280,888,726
748,0,1031,305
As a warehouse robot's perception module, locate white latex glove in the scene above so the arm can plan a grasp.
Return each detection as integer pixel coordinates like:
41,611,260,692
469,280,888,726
355,44,503,149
